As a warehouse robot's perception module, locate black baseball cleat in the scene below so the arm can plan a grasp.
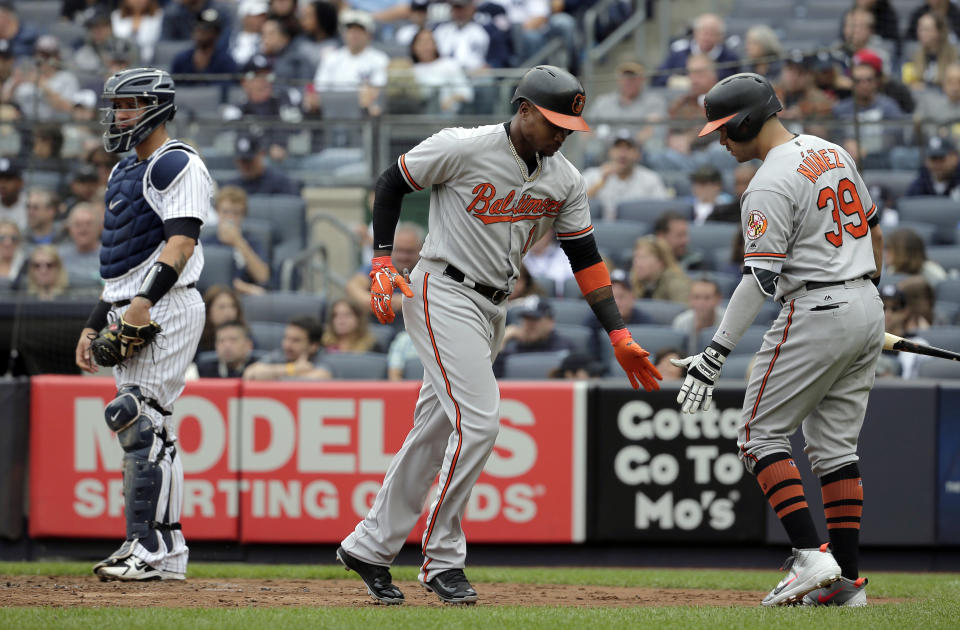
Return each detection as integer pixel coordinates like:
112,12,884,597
422,569,478,604
336,546,404,605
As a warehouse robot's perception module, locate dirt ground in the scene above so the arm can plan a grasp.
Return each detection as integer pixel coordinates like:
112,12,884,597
0,575,772,608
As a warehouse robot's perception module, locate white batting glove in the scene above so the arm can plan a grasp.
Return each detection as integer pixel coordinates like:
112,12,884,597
671,345,727,413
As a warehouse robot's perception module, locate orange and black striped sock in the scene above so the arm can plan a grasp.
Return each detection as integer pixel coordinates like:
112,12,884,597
821,463,863,579
755,452,820,549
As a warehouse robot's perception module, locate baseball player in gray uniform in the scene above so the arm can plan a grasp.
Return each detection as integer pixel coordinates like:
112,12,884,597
336,65,662,605
74,68,210,581
673,73,884,607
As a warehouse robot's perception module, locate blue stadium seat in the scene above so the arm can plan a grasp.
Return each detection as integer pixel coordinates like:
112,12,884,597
324,352,388,380
626,324,688,354
550,298,593,326
927,246,960,274
502,350,569,379
894,221,938,246
616,199,693,223
593,221,649,262
897,197,960,244
916,358,960,379
914,326,960,354
633,299,687,325
720,354,756,380
248,321,286,351
697,325,769,357
403,357,424,380
197,245,236,293
241,292,325,324
370,324,397,352
861,170,917,204
554,323,594,355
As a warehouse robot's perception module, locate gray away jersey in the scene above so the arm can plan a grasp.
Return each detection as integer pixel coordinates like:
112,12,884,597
740,134,878,301
397,124,592,292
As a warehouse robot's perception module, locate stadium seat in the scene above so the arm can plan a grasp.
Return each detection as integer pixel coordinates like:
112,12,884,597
897,197,960,244
592,221,648,262
729,0,798,20
861,170,917,203
555,323,594,355
197,245,236,293
324,352,389,380
175,86,224,118
15,1,59,28
916,358,960,379
784,18,839,43
626,325,688,354
241,292,325,323
936,278,960,304
370,324,397,352
248,321,286,351
550,298,592,326
502,350,569,379
687,224,739,266
803,0,849,20
403,357,424,380
927,246,960,274
894,221,938,246
934,300,960,325
633,299,687,325
913,326,960,353
23,170,62,191
720,354,755,380
242,218,274,264
697,325,769,357
153,40,185,71
616,199,693,223
246,195,306,249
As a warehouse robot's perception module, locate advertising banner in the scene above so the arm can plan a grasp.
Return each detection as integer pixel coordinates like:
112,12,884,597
939,386,960,545
588,384,766,543
29,377,584,544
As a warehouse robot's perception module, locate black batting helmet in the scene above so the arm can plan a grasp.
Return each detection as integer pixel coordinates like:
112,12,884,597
512,65,590,132
100,67,176,153
698,72,782,142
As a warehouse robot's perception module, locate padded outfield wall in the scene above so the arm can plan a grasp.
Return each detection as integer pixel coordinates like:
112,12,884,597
5,377,958,548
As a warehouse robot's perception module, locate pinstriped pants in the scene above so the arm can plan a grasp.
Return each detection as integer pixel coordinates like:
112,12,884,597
111,285,204,574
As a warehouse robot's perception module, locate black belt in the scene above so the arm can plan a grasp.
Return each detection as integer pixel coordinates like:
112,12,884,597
805,274,870,292
443,264,509,305
113,282,197,308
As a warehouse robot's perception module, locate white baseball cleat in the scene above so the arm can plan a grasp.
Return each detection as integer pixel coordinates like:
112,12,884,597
94,556,185,582
761,543,841,607
802,576,868,607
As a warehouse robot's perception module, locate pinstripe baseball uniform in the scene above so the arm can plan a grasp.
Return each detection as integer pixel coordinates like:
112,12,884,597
342,123,592,583
102,139,210,575
732,134,884,475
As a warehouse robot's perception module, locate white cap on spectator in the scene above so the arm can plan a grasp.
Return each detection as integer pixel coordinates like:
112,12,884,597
73,89,97,109
238,0,268,16
340,9,375,33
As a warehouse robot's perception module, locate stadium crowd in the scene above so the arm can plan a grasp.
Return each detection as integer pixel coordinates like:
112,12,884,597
1,0,960,380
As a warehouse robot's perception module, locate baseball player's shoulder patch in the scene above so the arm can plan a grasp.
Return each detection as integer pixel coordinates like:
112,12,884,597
149,149,191,192
745,209,768,240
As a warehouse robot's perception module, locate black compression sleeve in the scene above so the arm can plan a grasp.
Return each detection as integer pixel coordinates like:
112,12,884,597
372,163,414,251
164,217,202,241
590,295,626,335
558,234,603,272
85,299,111,331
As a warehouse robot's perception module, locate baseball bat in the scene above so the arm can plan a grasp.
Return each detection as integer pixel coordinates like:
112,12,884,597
883,332,960,362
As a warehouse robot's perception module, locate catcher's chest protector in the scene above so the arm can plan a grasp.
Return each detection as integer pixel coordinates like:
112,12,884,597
100,157,165,279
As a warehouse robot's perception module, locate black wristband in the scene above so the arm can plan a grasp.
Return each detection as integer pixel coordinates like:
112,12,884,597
136,262,179,305
708,340,732,357
85,299,112,331
589,295,625,334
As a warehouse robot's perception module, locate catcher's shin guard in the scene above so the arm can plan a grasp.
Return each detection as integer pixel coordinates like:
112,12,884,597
106,386,167,554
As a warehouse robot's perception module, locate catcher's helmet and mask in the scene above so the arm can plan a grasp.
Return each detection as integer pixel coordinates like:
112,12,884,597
512,65,590,132
697,72,782,141
101,67,177,153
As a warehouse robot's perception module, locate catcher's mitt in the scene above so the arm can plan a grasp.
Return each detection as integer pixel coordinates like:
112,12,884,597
90,317,162,367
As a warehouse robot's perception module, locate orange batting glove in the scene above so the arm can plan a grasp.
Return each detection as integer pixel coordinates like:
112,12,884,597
610,329,662,391
370,255,413,324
